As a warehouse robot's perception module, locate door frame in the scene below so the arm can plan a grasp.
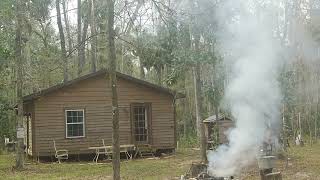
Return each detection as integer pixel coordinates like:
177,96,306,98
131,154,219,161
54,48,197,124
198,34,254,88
130,103,152,145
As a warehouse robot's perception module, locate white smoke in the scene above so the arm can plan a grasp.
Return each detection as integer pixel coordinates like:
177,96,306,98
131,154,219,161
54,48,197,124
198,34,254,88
207,0,284,177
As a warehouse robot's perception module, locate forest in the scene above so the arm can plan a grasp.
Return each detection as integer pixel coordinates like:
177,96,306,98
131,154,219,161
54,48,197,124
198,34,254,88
1,0,320,179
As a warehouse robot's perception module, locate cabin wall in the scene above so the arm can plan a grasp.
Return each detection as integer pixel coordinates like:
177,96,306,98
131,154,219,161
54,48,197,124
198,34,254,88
117,77,175,148
217,120,235,144
33,74,174,156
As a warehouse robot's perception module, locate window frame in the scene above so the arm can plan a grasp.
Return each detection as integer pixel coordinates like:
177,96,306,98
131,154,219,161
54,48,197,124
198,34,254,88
65,109,85,139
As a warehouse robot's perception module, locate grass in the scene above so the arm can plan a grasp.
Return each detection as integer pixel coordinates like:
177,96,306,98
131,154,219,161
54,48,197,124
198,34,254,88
1,143,320,179
0,148,200,180
242,142,320,180
281,142,320,179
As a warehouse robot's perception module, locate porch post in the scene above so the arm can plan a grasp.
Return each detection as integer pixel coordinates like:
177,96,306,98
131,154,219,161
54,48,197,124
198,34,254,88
26,114,30,153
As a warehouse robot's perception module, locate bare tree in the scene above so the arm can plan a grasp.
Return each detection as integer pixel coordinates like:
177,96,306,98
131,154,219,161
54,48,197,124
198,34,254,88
107,0,120,179
56,0,68,82
193,59,207,163
79,0,91,75
77,0,82,75
90,0,97,72
193,32,207,162
15,0,24,170
62,0,73,54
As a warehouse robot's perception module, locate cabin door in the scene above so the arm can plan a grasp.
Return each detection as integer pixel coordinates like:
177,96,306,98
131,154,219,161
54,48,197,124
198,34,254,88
131,103,151,144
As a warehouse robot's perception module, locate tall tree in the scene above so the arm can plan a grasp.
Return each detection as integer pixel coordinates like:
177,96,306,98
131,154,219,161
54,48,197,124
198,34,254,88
90,0,97,72
15,0,24,170
107,0,120,179
56,0,68,82
62,0,73,54
77,0,82,75
79,0,91,75
188,0,207,162
193,55,207,163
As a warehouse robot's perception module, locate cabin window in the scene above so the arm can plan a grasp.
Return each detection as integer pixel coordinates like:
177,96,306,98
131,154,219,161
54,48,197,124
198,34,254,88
132,104,150,143
65,109,85,138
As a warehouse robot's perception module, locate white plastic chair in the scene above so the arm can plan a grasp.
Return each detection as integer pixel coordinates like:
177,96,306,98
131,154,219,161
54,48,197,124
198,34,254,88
4,138,9,146
53,139,68,163
93,139,112,163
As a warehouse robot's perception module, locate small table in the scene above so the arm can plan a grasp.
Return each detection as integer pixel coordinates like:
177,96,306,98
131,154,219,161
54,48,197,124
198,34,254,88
89,144,135,163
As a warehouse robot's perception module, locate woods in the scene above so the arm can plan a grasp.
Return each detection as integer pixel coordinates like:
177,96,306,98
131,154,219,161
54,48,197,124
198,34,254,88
1,0,320,178
14,0,24,170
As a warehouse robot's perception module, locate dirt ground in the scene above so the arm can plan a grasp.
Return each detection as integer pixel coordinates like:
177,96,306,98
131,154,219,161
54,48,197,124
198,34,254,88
0,143,320,179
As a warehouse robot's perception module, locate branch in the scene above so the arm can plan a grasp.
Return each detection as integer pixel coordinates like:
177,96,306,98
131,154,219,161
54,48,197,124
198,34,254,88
49,31,137,72
49,7,78,19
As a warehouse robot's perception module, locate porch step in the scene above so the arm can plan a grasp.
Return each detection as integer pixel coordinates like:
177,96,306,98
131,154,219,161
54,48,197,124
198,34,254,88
135,144,156,158
140,152,155,158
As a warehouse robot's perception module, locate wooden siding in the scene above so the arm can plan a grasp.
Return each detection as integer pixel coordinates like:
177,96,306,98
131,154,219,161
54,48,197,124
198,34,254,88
217,120,234,144
32,74,174,156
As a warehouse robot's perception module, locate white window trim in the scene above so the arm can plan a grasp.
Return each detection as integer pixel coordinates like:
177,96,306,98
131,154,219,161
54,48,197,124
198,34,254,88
65,109,85,138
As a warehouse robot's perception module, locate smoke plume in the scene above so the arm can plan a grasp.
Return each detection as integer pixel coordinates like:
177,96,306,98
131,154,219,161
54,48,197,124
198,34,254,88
207,0,284,176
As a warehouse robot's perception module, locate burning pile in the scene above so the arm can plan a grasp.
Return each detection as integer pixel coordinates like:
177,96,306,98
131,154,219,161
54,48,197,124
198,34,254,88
181,163,235,180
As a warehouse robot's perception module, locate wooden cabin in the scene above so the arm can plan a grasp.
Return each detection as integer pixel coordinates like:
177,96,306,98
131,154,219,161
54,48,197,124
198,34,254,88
22,70,184,158
203,114,234,149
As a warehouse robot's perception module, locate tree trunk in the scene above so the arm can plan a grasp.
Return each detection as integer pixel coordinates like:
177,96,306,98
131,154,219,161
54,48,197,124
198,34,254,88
107,0,120,179
184,71,189,138
292,111,296,142
139,58,145,79
214,102,219,148
193,62,207,163
15,0,24,170
307,104,313,145
79,0,90,75
193,36,202,137
155,66,162,85
90,0,97,72
62,0,73,54
298,112,302,136
56,0,68,82
77,0,82,75
193,34,207,162
316,97,319,142
98,14,107,68
282,104,287,151
212,62,219,121
183,97,188,138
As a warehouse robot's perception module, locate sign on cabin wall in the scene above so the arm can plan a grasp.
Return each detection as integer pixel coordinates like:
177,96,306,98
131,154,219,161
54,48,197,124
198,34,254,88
17,127,25,138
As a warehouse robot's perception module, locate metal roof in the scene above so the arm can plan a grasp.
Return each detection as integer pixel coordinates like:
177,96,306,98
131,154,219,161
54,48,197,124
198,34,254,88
203,114,232,123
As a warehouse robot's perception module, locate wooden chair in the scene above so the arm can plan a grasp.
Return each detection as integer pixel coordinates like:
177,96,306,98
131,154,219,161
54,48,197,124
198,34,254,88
53,140,68,163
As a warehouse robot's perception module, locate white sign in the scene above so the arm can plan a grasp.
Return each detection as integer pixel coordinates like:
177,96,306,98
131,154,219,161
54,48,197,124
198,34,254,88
17,128,25,139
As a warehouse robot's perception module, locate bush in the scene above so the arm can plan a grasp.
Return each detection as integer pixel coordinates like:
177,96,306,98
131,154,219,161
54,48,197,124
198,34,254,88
0,98,15,146
0,147,3,155
178,134,199,148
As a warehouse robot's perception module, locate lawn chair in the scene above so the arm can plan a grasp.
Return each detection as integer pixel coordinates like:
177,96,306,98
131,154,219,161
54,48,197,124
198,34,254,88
93,139,112,163
4,138,9,146
53,139,68,163
102,139,112,160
